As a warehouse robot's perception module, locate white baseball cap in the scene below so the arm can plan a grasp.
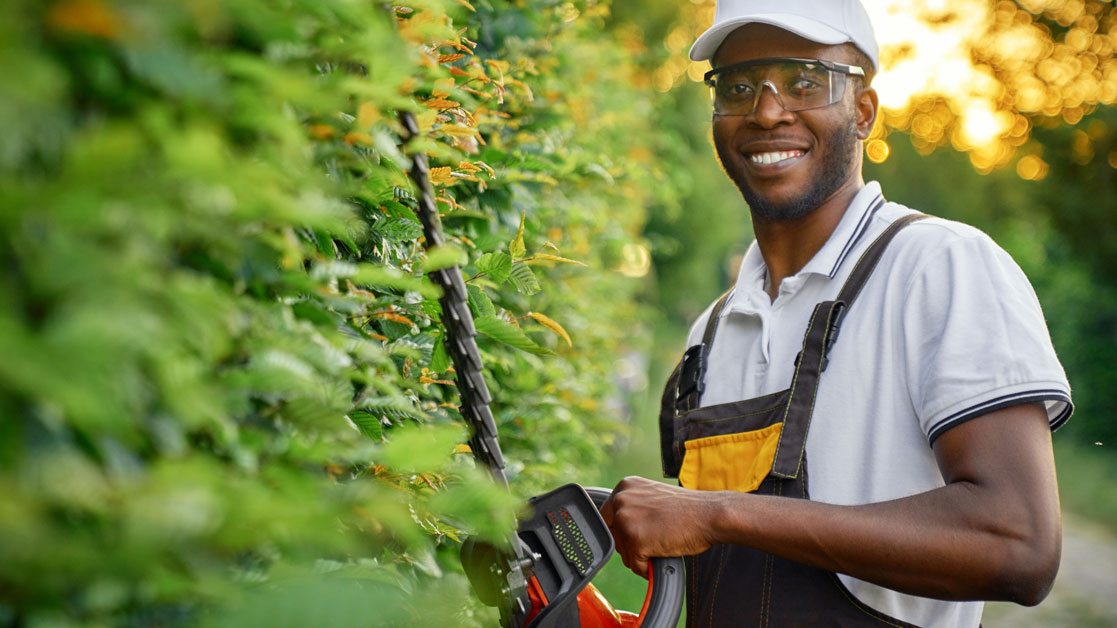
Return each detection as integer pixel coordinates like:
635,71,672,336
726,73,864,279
689,0,879,71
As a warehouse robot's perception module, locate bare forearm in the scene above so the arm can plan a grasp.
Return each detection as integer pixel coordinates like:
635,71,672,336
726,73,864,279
708,479,1061,604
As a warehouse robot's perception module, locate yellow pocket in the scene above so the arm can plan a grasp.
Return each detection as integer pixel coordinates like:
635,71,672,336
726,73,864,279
678,423,783,492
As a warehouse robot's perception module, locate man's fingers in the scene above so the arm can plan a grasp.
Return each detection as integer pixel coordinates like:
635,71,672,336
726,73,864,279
633,557,649,580
599,491,615,527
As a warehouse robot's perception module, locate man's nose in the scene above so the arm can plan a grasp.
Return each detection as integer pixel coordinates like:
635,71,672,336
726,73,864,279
750,82,794,127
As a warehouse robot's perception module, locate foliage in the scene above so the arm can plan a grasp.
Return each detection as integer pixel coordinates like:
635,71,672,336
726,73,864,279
0,0,668,625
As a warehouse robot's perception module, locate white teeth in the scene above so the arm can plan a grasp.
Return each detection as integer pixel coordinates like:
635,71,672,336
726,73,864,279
749,151,803,165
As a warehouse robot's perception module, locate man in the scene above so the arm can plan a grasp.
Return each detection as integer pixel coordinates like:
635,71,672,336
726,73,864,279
599,1,1073,626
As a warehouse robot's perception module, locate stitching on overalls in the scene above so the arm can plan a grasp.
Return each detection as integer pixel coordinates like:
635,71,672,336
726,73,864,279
707,545,728,628
687,556,696,627
690,403,786,423
771,304,822,477
696,388,788,410
787,322,832,479
760,552,774,628
763,479,785,627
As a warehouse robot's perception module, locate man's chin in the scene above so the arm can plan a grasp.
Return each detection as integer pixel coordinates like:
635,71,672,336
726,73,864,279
733,181,817,222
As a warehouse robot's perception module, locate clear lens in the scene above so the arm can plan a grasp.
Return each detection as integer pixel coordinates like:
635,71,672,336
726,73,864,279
708,61,848,115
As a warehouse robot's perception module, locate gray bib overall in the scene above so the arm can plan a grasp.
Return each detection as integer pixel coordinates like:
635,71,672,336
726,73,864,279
659,214,927,628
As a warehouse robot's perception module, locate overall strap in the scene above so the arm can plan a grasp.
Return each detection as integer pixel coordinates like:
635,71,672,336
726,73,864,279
660,290,731,477
678,290,733,413
770,213,928,479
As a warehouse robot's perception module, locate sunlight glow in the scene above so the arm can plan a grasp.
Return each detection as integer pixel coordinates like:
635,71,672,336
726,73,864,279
673,0,1114,172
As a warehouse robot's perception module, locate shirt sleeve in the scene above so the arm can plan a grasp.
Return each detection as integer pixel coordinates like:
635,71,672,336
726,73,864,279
899,228,1073,444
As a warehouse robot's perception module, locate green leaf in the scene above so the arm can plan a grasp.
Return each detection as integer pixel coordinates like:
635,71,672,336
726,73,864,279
430,332,450,372
352,265,440,298
509,211,526,259
349,412,384,441
467,285,496,318
371,217,423,243
474,315,553,355
476,252,512,283
422,245,466,271
357,396,428,421
378,200,415,220
380,424,465,473
509,263,540,296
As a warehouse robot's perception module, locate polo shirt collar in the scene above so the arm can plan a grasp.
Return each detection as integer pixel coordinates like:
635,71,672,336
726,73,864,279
727,182,887,310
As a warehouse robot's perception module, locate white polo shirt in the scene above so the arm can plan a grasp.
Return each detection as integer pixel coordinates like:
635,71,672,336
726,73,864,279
685,181,1072,628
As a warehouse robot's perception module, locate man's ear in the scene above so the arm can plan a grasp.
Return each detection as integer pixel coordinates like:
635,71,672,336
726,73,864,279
855,86,878,140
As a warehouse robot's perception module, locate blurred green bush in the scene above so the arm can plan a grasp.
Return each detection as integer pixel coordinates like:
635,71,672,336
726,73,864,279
0,0,682,624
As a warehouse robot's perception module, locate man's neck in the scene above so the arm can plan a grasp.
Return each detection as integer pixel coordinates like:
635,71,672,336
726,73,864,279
752,178,865,301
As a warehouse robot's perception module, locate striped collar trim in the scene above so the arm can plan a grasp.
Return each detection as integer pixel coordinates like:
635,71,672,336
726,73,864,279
732,182,889,302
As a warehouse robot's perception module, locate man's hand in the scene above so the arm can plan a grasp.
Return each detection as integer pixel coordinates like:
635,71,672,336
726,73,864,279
599,476,722,578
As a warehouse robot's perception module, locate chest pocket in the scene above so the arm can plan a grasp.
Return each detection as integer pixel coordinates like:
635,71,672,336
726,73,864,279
678,423,782,492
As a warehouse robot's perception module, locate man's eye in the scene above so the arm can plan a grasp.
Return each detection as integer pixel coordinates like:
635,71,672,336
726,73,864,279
723,83,754,98
789,77,821,92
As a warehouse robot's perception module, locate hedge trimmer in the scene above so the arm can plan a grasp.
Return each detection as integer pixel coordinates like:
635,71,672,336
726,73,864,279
399,111,684,628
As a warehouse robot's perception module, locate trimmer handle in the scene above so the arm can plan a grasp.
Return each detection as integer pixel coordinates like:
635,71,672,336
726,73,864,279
583,487,685,628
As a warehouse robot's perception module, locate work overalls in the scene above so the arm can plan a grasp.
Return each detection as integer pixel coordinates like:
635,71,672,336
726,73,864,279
659,214,927,628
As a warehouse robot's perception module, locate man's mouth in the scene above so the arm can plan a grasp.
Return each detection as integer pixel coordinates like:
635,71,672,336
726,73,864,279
747,150,805,165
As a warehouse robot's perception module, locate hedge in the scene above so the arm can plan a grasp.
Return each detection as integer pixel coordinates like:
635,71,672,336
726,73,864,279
0,0,678,625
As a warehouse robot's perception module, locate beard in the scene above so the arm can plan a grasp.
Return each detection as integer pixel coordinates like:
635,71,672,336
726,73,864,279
716,119,860,222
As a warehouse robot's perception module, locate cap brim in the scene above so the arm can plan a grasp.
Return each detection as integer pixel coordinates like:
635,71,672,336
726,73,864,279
689,14,851,62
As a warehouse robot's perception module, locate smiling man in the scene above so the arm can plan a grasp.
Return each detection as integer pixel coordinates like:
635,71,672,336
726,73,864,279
600,1,1073,626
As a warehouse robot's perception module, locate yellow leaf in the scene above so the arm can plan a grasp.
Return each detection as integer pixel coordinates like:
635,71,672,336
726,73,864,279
308,124,335,139
439,123,479,137
374,312,413,325
357,102,379,128
485,59,511,73
509,79,534,101
425,99,460,110
420,376,456,386
416,109,440,134
343,132,373,145
453,0,476,11
48,0,121,39
429,166,454,186
529,312,572,347
474,161,496,177
530,253,586,266
510,211,526,259
454,444,473,454
438,53,466,63
457,161,481,173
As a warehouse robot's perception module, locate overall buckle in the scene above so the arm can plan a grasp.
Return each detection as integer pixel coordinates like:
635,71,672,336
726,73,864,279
677,344,707,405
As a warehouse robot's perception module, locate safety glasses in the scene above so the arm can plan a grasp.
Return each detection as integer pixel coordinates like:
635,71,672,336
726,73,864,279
704,57,866,116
